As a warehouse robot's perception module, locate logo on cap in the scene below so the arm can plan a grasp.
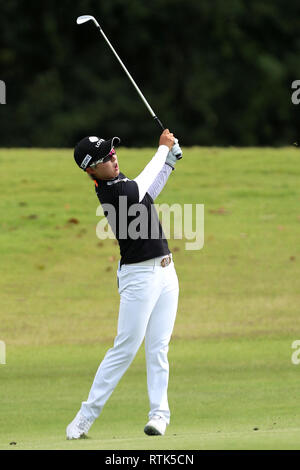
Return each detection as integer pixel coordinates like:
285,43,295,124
80,154,93,169
95,139,104,148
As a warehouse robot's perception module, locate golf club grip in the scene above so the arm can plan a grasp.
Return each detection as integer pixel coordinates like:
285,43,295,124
153,115,183,159
153,116,165,131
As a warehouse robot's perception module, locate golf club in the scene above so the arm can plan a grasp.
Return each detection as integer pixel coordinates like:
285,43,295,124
76,14,182,159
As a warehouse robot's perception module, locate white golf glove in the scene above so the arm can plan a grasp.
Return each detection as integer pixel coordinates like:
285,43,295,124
165,138,183,170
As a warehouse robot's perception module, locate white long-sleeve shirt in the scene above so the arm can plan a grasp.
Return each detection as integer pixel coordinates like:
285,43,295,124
133,145,170,202
146,163,173,200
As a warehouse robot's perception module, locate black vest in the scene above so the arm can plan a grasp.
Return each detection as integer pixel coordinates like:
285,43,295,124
94,172,170,265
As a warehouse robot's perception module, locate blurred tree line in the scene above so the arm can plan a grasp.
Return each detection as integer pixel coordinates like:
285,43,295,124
0,0,300,147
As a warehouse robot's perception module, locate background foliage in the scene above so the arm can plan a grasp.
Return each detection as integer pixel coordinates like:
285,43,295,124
1,0,300,147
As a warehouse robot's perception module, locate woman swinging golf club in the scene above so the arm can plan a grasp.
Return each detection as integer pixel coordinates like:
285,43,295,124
67,129,182,438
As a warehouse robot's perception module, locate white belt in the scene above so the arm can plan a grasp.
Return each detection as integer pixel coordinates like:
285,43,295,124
123,254,172,268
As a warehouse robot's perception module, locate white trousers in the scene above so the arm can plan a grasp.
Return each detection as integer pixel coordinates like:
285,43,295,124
80,255,179,424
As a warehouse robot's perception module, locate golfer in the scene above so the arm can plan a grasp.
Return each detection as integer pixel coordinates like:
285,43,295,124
67,129,182,439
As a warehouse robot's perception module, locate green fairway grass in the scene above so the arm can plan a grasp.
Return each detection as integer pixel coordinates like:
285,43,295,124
1,146,300,449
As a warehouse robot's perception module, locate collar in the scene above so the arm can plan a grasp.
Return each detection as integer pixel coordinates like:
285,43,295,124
94,172,127,188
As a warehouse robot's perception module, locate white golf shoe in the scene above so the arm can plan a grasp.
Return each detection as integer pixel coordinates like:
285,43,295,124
144,415,167,436
66,411,94,440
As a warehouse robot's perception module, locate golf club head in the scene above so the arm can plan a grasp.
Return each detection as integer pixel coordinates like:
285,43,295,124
76,15,100,28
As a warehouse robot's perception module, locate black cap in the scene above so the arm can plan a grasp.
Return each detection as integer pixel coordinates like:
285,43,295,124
74,136,121,170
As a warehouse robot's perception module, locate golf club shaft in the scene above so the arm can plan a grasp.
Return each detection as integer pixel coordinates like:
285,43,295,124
97,27,165,131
